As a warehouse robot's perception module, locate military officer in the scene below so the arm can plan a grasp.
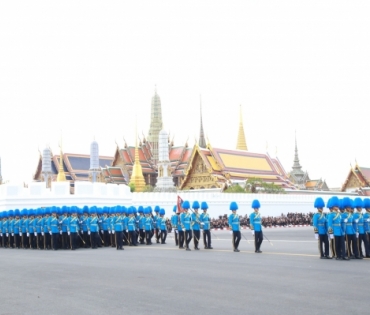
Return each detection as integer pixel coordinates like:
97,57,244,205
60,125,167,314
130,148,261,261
180,201,192,251
27,209,36,249
153,206,161,243
68,207,80,250
249,199,263,253
49,207,60,250
59,206,70,250
343,198,361,259
8,210,15,248
171,206,179,246
138,206,146,244
353,198,369,258
228,202,241,252
144,207,153,245
128,207,138,246
112,206,124,250
363,198,370,255
80,206,90,248
159,209,167,244
328,196,347,260
13,209,21,249
200,202,212,249
20,209,29,249
191,201,201,250
87,206,99,249
2,211,8,248
100,207,111,247
312,197,330,259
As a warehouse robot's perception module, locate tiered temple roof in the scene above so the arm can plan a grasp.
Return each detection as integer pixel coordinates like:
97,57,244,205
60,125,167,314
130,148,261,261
341,164,370,194
180,143,295,190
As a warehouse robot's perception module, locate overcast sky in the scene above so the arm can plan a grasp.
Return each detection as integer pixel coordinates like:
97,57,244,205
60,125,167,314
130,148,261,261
0,1,369,188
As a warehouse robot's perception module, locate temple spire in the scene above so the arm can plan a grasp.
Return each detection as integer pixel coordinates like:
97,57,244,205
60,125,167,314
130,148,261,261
129,121,146,192
57,135,66,182
199,95,206,148
292,131,302,171
236,105,248,151
147,86,163,164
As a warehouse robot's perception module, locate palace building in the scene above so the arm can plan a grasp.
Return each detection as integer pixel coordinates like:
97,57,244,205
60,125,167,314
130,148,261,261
341,163,370,195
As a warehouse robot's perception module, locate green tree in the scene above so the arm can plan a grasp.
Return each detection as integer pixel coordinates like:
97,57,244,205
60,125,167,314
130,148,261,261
128,183,136,192
224,183,246,193
143,185,154,192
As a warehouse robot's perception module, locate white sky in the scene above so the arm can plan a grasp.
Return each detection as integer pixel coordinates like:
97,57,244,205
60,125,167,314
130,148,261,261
0,1,369,188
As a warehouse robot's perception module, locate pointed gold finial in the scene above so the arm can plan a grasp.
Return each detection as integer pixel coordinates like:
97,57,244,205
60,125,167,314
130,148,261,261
129,118,146,192
236,105,248,151
57,132,66,182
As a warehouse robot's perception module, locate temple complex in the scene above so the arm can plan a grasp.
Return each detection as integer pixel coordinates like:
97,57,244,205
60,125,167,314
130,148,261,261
341,163,370,195
288,133,329,191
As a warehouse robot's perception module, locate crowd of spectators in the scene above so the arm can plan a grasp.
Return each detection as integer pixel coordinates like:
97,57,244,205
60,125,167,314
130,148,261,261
209,212,314,229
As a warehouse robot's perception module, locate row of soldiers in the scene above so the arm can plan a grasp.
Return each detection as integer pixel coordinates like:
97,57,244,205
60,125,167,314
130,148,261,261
171,199,263,252
312,196,370,260
0,205,171,250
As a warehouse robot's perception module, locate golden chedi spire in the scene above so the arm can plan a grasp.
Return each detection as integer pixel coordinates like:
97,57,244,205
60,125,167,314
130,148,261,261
129,125,146,192
57,137,66,182
236,105,248,151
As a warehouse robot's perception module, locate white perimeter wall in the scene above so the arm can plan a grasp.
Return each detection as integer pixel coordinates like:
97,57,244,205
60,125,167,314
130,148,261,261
0,182,363,217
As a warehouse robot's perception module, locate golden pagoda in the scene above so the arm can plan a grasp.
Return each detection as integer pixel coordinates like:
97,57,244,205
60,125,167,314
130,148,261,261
236,105,248,151
129,130,146,192
56,147,66,182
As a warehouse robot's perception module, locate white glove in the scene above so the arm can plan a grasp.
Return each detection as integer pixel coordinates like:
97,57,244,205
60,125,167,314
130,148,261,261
41,232,44,236
251,230,255,236
367,219,370,222
108,230,111,234
175,230,178,234
344,219,348,223
355,219,359,223
329,234,334,239
34,232,37,236
112,230,115,234
101,230,104,233
6,233,8,237
68,231,70,235
126,230,128,233
49,231,52,235
12,233,14,236
88,231,90,235
60,231,62,235
19,233,22,236
27,233,29,237
314,233,319,240
229,231,233,235
200,222,204,226
356,233,359,238
0,233,2,237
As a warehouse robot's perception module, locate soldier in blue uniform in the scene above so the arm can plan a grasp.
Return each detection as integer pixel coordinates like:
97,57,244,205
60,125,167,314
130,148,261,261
35,208,43,249
128,207,138,246
49,207,60,250
43,208,52,250
363,198,370,255
328,196,348,260
112,206,124,250
87,206,99,249
153,206,161,243
343,197,361,259
27,209,36,249
200,202,212,249
171,206,179,246
144,207,153,245
20,209,29,249
138,206,146,244
2,211,8,248
159,209,167,244
191,201,201,250
80,206,90,248
250,199,263,253
100,207,111,247
8,210,15,248
353,198,369,258
180,201,192,251
122,206,130,246
68,207,80,250
228,202,241,252
312,197,330,259
13,209,21,249
59,206,70,249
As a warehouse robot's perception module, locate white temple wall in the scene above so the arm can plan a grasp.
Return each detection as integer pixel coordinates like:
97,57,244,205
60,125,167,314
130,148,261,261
0,182,364,217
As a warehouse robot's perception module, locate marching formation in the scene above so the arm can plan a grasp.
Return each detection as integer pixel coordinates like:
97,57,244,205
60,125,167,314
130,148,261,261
0,199,264,253
313,196,370,260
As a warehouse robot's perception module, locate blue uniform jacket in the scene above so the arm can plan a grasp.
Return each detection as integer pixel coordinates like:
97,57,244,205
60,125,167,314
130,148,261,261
171,214,178,229
100,216,110,231
200,213,210,230
43,217,50,233
113,216,124,232
68,217,80,233
344,213,356,235
139,215,145,229
145,216,153,231
312,212,327,235
20,218,28,233
249,212,262,232
87,217,99,232
128,217,136,231
49,217,60,233
228,213,240,231
59,215,70,232
191,212,200,231
160,217,166,230
2,220,8,233
36,217,43,233
180,212,192,231
13,219,20,234
27,218,35,233
363,212,370,232
328,212,344,236
80,216,89,232
352,212,364,234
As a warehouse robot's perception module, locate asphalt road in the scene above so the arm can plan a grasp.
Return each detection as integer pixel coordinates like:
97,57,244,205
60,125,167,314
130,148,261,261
1,227,369,315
